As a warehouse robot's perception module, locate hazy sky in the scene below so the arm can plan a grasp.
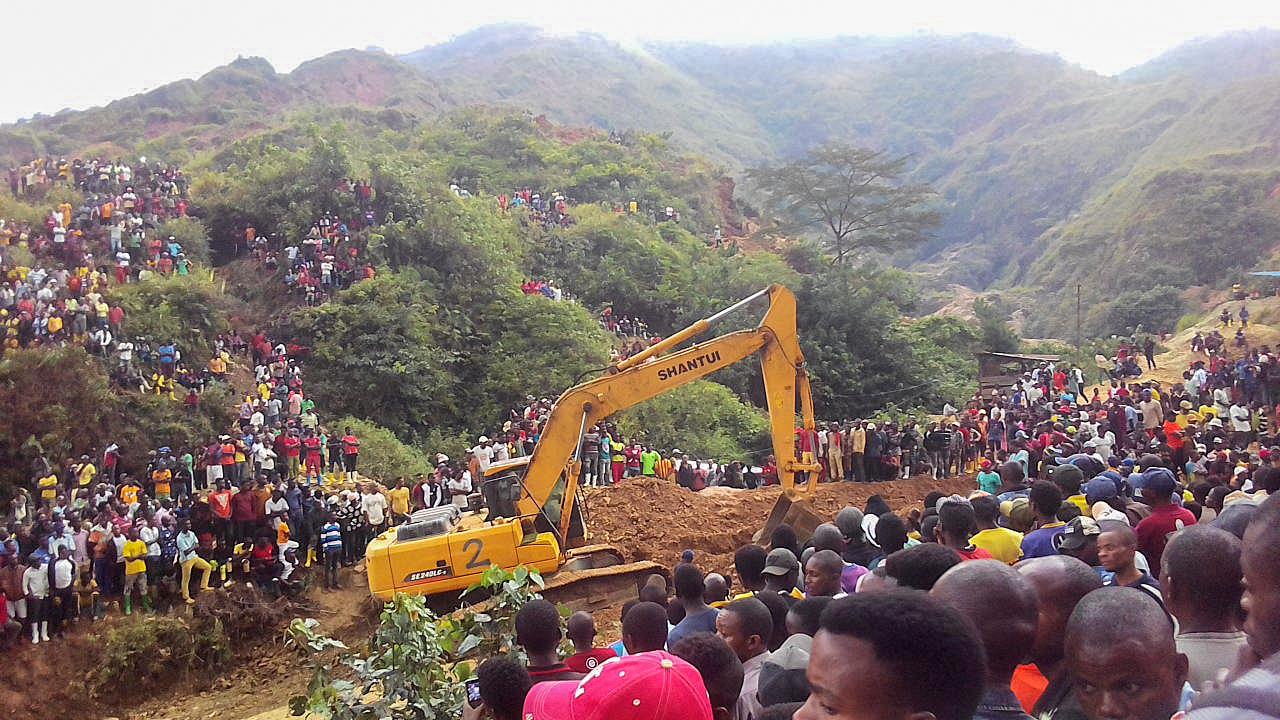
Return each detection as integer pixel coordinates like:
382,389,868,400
4,0,1279,122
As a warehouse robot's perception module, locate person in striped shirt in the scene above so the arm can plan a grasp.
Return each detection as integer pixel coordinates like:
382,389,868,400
320,511,343,590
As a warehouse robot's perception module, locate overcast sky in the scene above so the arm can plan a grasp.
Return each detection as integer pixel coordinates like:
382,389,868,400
4,0,1279,122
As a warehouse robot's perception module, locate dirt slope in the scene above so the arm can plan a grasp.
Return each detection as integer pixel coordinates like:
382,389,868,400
1146,293,1280,386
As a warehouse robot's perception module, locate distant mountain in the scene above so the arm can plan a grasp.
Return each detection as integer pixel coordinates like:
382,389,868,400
5,24,1280,336
1120,29,1280,85
0,50,449,163
400,24,775,163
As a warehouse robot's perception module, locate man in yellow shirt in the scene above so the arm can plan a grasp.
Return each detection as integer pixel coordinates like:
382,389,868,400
970,496,1024,565
37,471,59,505
387,479,411,525
76,456,97,488
121,528,150,614
151,466,173,501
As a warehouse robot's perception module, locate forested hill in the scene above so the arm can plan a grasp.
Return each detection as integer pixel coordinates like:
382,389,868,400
7,25,1280,336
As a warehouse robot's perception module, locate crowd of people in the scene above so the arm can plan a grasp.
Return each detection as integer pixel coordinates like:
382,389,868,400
0,315,387,643
498,188,574,229
461,475,1278,720
0,156,200,361
248,218,376,305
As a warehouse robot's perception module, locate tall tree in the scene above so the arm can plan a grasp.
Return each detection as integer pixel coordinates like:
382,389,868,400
748,143,940,264
972,296,1021,353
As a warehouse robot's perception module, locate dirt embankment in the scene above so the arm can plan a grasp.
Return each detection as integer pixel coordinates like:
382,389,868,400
584,475,976,579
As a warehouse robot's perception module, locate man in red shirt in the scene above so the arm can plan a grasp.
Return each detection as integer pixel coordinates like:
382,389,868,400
341,428,360,482
219,436,237,485
283,432,302,481
229,479,259,544
302,431,323,485
208,481,234,549
936,497,994,562
1132,466,1195,571
564,611,617,673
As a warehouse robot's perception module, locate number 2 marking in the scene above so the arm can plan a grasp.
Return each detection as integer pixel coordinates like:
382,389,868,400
463,538,491,570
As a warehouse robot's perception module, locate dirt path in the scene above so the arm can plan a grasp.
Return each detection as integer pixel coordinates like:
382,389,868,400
1144,294,1280,385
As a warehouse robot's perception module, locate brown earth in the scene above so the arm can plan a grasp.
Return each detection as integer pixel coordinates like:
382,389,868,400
583,474,977,581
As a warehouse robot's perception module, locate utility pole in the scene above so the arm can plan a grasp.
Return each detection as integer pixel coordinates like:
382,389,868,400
1075,283,1082,355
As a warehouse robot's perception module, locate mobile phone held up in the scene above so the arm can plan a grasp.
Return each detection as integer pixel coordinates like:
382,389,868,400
466,677,482,708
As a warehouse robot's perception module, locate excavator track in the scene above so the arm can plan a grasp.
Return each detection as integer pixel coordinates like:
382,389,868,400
538,547,670,612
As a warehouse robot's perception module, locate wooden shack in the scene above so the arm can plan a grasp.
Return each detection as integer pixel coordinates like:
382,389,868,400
977,351,1060,392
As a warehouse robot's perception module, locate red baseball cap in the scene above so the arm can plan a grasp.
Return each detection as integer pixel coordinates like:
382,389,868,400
522,651,713,720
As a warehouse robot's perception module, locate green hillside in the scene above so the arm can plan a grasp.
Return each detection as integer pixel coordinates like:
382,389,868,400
6,24,1280,338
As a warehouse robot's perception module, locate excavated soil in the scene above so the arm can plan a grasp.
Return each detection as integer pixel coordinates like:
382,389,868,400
583,475,977,580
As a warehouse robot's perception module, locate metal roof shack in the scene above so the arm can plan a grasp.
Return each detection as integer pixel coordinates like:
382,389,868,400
977,351,1060,391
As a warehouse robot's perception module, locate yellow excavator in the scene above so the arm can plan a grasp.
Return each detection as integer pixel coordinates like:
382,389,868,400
365,284,825,607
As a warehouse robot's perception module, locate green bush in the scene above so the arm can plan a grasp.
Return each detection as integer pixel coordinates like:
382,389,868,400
155,216,213,264
88,615,231,699
617,380,770,460
1175,312,1203,333
330,416,434,481
109,272,236,366
289,566,546,719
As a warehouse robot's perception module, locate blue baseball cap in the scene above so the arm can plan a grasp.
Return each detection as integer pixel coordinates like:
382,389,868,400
1132,467,1176,495
1084,477,1119,503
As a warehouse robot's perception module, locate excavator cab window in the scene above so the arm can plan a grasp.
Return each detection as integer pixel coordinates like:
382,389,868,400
481,471,521,521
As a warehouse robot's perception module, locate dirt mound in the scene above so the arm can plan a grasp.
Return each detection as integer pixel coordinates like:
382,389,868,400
583,475,976,579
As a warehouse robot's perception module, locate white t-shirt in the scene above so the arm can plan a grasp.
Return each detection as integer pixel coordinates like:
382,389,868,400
139,525,160,557
1229,404,1252,432
265,497,290,529
473,445,494,472
449,472,473,495
361,493,388,526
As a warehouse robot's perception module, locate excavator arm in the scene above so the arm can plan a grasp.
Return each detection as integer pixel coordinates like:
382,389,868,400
515,285,823,544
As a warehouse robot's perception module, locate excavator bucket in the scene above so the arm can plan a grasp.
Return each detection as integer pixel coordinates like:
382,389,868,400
754,494,827,545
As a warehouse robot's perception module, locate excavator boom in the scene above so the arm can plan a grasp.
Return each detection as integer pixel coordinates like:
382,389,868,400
521,284,824,543
365,284,824,604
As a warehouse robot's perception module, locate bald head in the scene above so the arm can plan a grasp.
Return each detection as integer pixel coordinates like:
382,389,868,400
810,523,845,554
933,560,1039,683
704,573,729,605
1065,587,1185,720
566,611,596,648
1017,555,1103,671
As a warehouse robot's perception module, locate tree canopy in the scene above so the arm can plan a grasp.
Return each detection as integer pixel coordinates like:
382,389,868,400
748,142,940,264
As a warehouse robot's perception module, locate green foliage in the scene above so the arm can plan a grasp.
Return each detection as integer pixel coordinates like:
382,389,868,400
1084,285,1186,337
289,566,545,720
331,416,434,481
154,216,212,264
617,380,770,460
0,186,82,226
197,126,360,247
474,294,611,420
87,615,231,699
972,296,1021,352
0,348,234,494
748,142,940,264
291,272,456,444
109,272,235,366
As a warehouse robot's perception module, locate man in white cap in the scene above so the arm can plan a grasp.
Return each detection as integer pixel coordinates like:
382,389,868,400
474,436,494,475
